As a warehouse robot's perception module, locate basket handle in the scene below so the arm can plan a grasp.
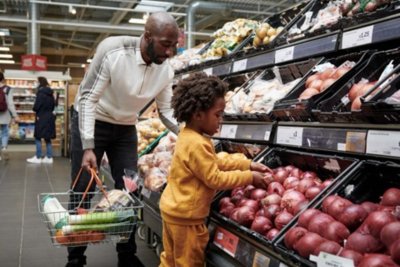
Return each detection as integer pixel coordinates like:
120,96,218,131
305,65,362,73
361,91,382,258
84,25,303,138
72,167,110,210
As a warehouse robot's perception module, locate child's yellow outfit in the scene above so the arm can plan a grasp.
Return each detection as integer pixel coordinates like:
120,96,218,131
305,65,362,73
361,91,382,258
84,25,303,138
159,127,253,267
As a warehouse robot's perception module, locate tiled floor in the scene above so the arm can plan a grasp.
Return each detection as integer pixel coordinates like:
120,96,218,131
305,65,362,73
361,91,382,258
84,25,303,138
0,146,160,267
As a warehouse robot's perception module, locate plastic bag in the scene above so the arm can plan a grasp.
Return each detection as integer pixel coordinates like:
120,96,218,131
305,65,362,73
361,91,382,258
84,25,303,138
123,169,139,193
144,167,168,192
94,189,135,211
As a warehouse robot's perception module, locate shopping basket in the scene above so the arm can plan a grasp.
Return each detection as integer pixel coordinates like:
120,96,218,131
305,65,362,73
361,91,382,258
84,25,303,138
38,168,143,247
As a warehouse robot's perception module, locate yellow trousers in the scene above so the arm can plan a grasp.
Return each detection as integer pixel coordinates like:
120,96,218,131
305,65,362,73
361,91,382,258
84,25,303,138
159,220,209,267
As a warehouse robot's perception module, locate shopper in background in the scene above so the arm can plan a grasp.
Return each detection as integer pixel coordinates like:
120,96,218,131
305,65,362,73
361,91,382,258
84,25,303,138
67,12,179,267
0,71,19,161
26,76,56,164
159,72,273,267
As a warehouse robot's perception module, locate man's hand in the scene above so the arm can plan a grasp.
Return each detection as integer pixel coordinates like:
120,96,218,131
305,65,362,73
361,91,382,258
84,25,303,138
82,149,97,172
250,162,273,173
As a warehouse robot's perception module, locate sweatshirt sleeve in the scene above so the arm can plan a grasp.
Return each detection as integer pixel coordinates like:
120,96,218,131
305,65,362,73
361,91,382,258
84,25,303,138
78,39,112,150
155,82,179,134
189,140,253,190
217,155,251,172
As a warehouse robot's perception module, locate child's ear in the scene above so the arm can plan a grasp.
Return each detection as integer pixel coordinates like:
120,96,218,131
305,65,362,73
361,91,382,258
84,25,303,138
193,111,202,121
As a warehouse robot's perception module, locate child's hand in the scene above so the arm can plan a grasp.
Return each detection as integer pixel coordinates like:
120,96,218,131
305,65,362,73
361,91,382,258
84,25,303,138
250,162,273,173
252,171,272,189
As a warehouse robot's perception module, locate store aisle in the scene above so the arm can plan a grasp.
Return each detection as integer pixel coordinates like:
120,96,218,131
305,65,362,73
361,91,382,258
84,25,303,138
0,149,160,267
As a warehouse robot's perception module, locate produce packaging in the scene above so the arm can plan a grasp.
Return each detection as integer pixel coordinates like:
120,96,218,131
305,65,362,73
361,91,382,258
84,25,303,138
275,160,400,267
136,118,167,154
210,148,358,248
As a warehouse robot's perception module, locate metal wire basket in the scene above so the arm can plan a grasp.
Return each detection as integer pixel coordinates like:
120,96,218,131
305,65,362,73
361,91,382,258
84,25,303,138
38,190,143,247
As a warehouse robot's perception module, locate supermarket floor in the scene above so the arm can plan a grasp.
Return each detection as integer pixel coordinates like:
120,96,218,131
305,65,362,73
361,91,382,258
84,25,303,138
0,145,160,267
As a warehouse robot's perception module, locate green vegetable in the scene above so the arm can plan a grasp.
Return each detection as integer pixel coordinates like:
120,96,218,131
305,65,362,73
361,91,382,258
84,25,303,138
62,221,132,235
68,210,135,225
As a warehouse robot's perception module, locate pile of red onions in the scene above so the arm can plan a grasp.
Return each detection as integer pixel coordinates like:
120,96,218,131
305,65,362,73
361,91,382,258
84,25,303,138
283,187,400,266
218,164,333,242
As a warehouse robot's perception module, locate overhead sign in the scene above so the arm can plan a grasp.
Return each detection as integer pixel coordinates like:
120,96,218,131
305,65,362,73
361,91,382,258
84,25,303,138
21,54,47,71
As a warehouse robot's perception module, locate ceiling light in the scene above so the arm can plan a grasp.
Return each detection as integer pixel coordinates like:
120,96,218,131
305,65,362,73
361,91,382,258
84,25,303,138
133,0,173,12
128,18,146,24
0,47,10,51
0,29,10,36
68,5,76,15
81,64,86,68
86,58,92,63
0,59,15,64
0,54,12,58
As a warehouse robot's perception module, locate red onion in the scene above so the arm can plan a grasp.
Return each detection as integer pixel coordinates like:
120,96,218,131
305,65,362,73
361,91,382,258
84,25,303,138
285,165,295,172
338,204,368,231
283,176,300,190
255,208,265,217
274,169,289,184
345,232,384,254
261,193,281,206
305,186,322,200
265,228,279,241
219,197,233,209
380,221,400,248
296,178,316,194
267,182,285,196
238,199,259,212
230,194,244,206
381,188,400,206
220,202,235,217
313,240,342,256
262,204,281,220
301,171,317,180
231,187,244,197
274,166,285,173
244,184,256,198
298,209,321,228
274,210,294,230
379,205,395,213
339,249,363,266
358,253,398,267
361,201,379,214
308,213,335,236
281,190,306,214
231,206,256,226
391,239,400,264
251,216,273,234
364,211,397,238
323,221,350,244
294,232,325,258
250,188,268,201
290,168,303,178
326,197,352,220
322,195,337,213
284,226,308,249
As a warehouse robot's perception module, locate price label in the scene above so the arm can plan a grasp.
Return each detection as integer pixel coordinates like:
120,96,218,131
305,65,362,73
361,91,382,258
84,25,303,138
204,68,213,75
141,187,151,199
252,251,270,267
232,59,248,73
342,25,374,49
366,130,400,157
275,46,294,64
264,130,271,141
213,227,239,257
314,252,355,267
346,131,367,153
337,143,346,151
276,126,303,146
220,124,238,139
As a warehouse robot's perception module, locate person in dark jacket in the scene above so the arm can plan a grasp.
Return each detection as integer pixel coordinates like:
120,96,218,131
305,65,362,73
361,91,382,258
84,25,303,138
27,76,56,164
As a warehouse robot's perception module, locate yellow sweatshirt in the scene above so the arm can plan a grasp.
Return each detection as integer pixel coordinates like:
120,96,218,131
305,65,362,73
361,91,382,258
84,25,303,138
160,127,253,225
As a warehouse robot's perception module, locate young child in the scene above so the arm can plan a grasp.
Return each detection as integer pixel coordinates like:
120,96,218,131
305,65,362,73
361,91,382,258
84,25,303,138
159,72,272,267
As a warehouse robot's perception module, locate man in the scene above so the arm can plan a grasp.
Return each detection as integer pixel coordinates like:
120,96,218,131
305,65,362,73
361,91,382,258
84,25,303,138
0,72,19,160
67,12,179,267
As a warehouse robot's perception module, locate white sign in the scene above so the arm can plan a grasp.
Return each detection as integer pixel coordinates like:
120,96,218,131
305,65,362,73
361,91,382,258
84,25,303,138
337,143,346,151
204,68,213,75
366,130,400,157
341,94,350,105
276,126,303,146
232,59,248,73
264,130,271,141
275,46,294,64
141,187,151,199
342,25,374,49
314,252,355,267
220,124,238,139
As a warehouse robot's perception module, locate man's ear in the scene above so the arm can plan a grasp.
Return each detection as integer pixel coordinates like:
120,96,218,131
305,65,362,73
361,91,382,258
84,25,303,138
144,31,152,42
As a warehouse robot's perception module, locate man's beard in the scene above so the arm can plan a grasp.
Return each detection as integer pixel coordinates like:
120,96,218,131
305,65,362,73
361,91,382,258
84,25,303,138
147,41,163,65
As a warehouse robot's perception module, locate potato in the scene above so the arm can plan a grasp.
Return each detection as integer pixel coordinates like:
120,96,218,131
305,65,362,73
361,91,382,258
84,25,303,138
253,36,262,46
256,27,267,39
263,36,270,45
267,27,277,37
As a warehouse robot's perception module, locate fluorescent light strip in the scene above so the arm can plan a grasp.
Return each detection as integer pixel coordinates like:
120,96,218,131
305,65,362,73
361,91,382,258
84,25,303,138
129,18,146,24
0,54,13,58
0,47,10,51
0,60,15,64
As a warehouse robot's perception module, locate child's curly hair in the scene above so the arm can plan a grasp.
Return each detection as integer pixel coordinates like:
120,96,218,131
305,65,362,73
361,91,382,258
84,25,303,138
171,72,227,123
